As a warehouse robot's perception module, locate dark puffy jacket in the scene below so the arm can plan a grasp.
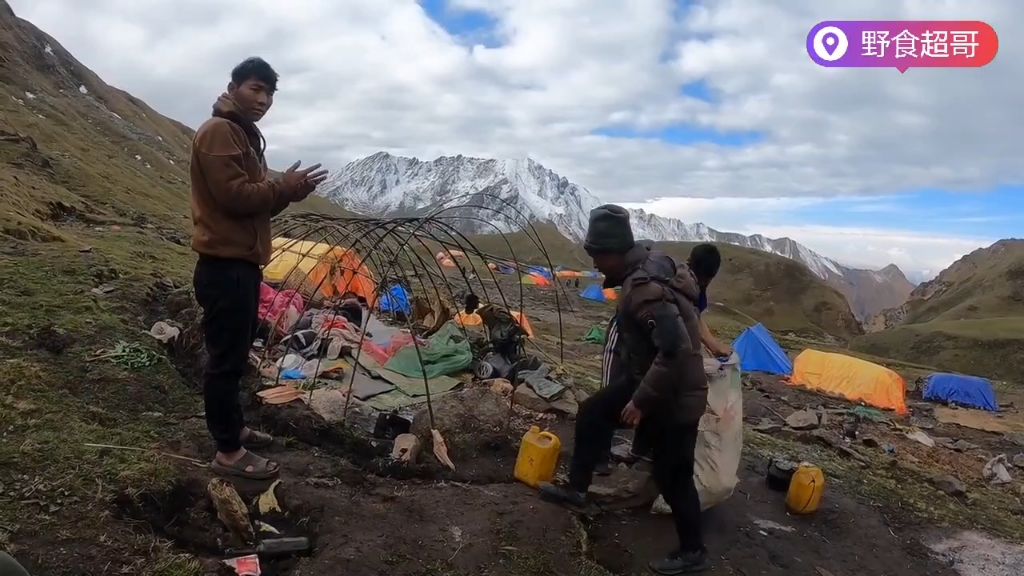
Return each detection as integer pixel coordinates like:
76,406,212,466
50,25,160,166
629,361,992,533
613,245,707,423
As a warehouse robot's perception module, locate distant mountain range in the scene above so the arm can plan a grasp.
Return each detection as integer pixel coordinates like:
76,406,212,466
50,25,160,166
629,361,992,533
318,152,915,319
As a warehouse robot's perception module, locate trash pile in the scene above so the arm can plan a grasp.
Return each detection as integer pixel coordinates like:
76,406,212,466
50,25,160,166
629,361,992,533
251,277,582,470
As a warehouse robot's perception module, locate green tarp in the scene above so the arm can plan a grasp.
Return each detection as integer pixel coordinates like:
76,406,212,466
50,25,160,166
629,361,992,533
582,325,606,343
384,322,473,380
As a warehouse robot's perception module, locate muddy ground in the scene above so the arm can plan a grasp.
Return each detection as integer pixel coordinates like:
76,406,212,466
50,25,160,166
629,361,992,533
6,270,1024,576
103,381,982,576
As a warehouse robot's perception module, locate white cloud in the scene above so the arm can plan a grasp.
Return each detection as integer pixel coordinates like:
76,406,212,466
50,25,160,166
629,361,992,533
620,196,997,276
6,0,1018,276
740,224,995,280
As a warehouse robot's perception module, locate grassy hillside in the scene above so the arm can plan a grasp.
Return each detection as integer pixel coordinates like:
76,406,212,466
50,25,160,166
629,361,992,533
0,3,353,572
471,226,863,341
855,239,1024,380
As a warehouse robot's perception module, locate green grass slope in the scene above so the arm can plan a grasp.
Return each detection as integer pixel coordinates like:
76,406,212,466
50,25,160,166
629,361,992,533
855,239,1024,380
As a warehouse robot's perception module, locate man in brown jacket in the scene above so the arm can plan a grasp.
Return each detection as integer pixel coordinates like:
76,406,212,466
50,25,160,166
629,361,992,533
191,57,327,480
539,205,717,574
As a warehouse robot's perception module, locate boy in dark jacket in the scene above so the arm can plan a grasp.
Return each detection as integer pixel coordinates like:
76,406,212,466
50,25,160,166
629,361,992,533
539,205,718,574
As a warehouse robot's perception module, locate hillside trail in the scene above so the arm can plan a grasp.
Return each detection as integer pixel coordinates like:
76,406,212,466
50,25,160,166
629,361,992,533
129,407,971,576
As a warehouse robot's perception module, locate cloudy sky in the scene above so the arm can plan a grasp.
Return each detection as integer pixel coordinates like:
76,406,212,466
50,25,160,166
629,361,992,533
9,0,1022,281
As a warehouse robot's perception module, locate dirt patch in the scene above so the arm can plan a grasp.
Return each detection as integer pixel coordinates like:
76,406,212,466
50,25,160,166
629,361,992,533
586,459,960,575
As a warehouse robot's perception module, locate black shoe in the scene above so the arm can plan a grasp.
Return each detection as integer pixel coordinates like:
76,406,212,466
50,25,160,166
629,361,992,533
648,549,708,574
537,482,589,512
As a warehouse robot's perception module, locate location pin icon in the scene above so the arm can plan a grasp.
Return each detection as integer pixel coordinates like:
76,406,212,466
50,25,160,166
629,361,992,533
822,32,839,57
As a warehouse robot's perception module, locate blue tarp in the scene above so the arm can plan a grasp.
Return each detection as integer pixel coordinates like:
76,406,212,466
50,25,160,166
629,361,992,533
495,263,516,275
922,373,998,412
378,284,411,314
526,266,552,279
579,284,607,302
731,323,792,375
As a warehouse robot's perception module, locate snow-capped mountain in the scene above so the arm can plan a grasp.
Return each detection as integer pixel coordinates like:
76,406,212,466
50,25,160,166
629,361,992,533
318,152,914,319
320,151,601,241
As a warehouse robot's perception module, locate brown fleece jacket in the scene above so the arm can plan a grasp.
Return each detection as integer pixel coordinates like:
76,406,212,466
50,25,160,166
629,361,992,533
189,94,290,265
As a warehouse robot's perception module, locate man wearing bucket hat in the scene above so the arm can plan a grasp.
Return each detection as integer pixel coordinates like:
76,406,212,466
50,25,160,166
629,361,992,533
539,205,717,574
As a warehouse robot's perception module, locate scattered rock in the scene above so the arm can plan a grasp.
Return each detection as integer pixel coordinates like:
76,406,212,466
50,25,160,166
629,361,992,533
549,393,579,419
391,434,421,463
1005,432,1024,447
513,385,552,413
785,410,820,430
588,465,658,511
836,445,870,464
861,436,880,448
572,388,590,404
1012,453,1024,468
931,474,966,498
410,387,507,453
932,436,956,449
815,568,836,576
951,439,979,452
909,416,936,430
752,418,782,434
909,402,935,416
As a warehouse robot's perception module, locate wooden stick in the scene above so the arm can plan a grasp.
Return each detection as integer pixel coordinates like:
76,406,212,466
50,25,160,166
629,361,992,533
82,443,207,466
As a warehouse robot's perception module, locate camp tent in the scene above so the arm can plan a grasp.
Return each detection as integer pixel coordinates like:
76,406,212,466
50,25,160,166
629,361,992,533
440,258,456,268
526,266,553,279
922,373,998,412
602,288,618,301
556,269,582,278
435,251,447,261
579,284,607,302
732,323,792,375
790,350,907,414
264,237,375,302
454,310,534,338
378,284,411,315
520,274,550,286
495,263,516,275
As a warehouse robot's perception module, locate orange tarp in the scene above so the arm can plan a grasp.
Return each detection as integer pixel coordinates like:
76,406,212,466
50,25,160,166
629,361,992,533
264,238,375,302
789,349,907,414
602,288,618,300
454,310,534,338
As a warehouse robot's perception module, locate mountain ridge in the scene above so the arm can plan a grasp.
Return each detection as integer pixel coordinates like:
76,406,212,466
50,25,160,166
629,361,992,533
319,151,915,319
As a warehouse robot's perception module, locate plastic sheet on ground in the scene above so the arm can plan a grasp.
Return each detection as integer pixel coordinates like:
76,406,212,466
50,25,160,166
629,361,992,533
384,322,473,379
355,353,462,398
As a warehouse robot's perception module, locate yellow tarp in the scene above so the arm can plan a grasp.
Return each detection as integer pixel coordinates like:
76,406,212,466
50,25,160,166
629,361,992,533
264,237,376,303
454,310,534,338
789,349,907,414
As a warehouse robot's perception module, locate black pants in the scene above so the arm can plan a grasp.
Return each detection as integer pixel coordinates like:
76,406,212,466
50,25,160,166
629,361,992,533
569,384,704,554
193,255,261,454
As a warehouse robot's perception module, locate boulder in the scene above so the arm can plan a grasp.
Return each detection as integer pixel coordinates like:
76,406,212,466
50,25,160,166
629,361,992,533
549,392,579,419
588,465,658,511
785,409,820,430
410,387,507,453
513,384,552,413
